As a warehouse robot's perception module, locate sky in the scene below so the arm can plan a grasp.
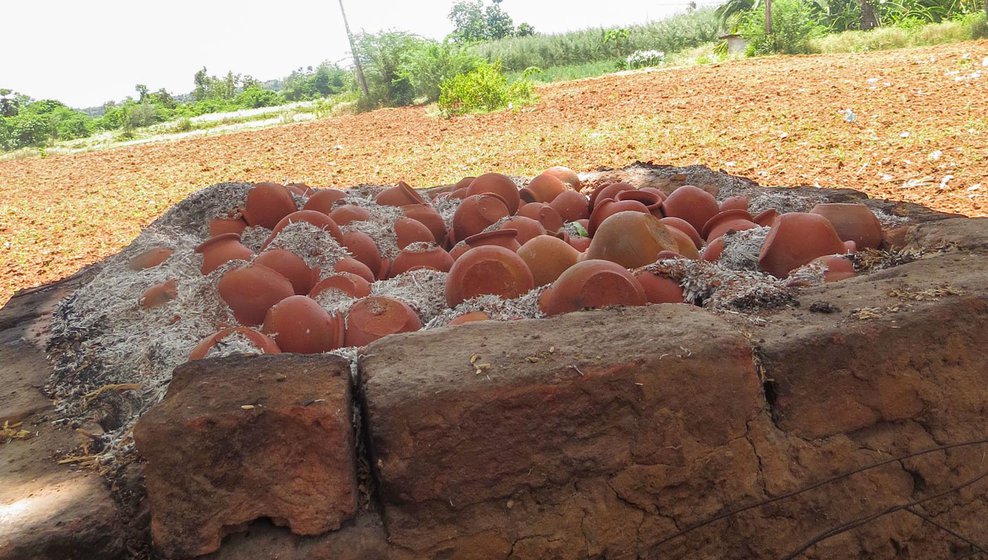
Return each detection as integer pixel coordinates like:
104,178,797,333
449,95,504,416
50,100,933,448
2,0,720,109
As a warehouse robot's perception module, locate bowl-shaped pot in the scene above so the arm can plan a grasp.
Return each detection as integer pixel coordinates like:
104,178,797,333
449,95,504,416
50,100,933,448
195,233,254,274
549,189,590,222
540,259,646,316
390,245,454,276
660,185,720,234
263,295,345,354
719,196,750,212
498,216,546,245
517,202,564,234
129,247,174,271
329,204,371,226
218,265,295,326
310,271,372,299
467,173,521,214
395,217,436,249
453,194,510,243
188,327,281,361
518,235,580,286
588,182,635,210
587,198,650,236
633,269,684,304
332,257,375,283
243,182,297,229
616,189,663,217
758,212,848,278
139,279,178,309
254,249,317,295
445,246,535,307
586,211,679,269
340,230,383,279
520,173,568,204
263,210,343,249
753,209,780,227
809,203,883,250
345,296,422,347
302,189,347,214
376,181,426,207
401,204,447,245
208,216,248,237
542,166,582,191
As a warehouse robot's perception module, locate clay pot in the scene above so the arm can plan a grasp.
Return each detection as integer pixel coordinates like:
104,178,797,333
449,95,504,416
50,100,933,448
195,233,254,274
616,189,664,217
302,189,347,214
465,229,521,252
587,199,649,237
445,246,535,307
665,227,701,260
448,311,491,326
390,245,454,276
188,327,281,361
139,279,178,309
254,249,317,295
586,211,679,269
285,183,316,197
263,210,343,249
659,217,703,249
309,272,372,299
129,247,174,270
376,181,426,207
452,194,510,243
758,213,849,278
263,295,345,354
549,189,590,222
498,216,546,245
243,182,297,229
720,196,750,212
208,216,248,237
633,269,684,304
660,185,720,234
466,173,521,214
329,205,371,226
811,255,857,283
345,296,422,347
332,257,375,283
394,217,436,249
753,209,779,227
701,209,758,242
401,204,447,245
588,182,634,210
449,241,470,261
540,259,646,316
340,231,383,279
517,235,580,286
810,203,883,250
701,237,726,262
568,236,591,252
520,173,567,204
543,166,582,191
218,265,295,326
517,202,564,234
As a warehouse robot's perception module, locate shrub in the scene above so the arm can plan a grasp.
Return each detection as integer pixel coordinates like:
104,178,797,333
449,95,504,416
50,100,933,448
625,49,666,69
356,31,430,108
438,61,534,116
400,41,483,102
236,86,285,108
806,11,987,52
737,0,824,55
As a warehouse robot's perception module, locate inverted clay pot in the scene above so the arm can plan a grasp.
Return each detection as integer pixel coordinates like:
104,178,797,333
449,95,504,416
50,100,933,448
254,249,317,295
517,235,580,286
453,194,510,243
520,173,568,204
445,246,535,307
207,216,248,237
811,254,858,283
539,259,646,316
395,217,436,249
549,189,590,222
376,181,426,207
129,247,174,271
588,182,635,211
243,182,297,229
587,198,650,237
665,227,702,260
809,203,883,250
309,271,372,299
390,245,455,276
568,235,591,252
195,233,254,275
465,229,522,252
302,189,348,214
660,185,721,234
263,210,343,249
139,279,178,309
633,269,685,304
701,209,758,242
659,217,703,250
340,230,383,279
285,183,316,197
498,216,546,245
758,212,849,278
586,211,679,269
467,173,521,214
401,204,448,245
217,265,295,326
753,209,780,227
542,166,582,191
332,257,375,283
188,327,281,361
263,295,345,354
345,296,422,347
448,311,492,326
719,196,750,212
517,203,564,234
701,236,726,262
329,205,371,226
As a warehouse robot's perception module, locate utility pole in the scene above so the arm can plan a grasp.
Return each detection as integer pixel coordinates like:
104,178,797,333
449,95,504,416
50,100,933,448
338,0,369,97
765,0,773,34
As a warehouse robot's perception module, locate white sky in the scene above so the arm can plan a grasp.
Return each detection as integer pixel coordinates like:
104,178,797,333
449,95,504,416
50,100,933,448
2,0,719,108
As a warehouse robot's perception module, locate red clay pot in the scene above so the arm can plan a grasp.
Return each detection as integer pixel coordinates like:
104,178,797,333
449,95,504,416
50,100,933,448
452,194,510,243
139,279,178,309
263,210,343,249
129,247,174,270
587,198,650,236
195,233,254,274
498,216,546,245
243,182,297,229
445,246,535,307
660,185,720,234
345,296,422,347
394,217,436,249
520,173,568,204
758,212,849,278
633,269,684,304
340,230,383,279
467,173,521,214
254,249,317,295
401,204,448,245
302,189,347,214
549,189,590,222
376,181,426,207
218,265,295,326
586,211,679,269
753,209,779,227
616,189,664,217
701,236,726,262
811,255,858,283
517,202,564,234
588,182,635,210
539,259,646,316
701,209,758,241
810,203,883,250
390,245,454,276
568,236,591,252
329,205,371,226
720,196,750,212
659,217,703,249
309,271,372,299
332,257,375,283
188,327,281,361
465,229,522,252
542,166,582,191
449,241,470,261
448,311,492,326
285,183,316,197
263,295,345,354
518,235,580,286
665,227,702,259
208,216,248,237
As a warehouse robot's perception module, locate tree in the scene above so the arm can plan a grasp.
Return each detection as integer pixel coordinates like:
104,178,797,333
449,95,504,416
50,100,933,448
0,89,19,117
135,84,149,102
448,0,516,42
516,22,536,36
859,0,879,29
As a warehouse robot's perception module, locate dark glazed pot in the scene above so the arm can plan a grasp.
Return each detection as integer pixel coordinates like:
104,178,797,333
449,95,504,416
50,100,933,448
263,295,345,354
243,182,297,229
539,259,646,316
218,265,295,326
345,296,422,347
188,327,281,361
445,246,535,307
758,212,849,278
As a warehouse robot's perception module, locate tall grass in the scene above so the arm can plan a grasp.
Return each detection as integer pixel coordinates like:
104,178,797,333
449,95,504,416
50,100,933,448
807,12,987,52
471,8,722,72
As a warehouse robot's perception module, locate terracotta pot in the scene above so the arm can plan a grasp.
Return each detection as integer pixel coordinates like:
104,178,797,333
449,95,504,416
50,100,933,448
659,217,703,249
665,226,702,259
188,327,281,361
660,185,720,234
498,216,546,245
549,189,590,222
339,230,383,279
140,279,178,309
720,196,750,212
302,189,347,214
542,166,582,191
254,249,317,295
758,213,848,278
243,182,297,229
263,295,345,354
263,210,343,249
587,199,649,237
345,296,422,347
517,202,564,234
208,216,248,237
465,229,521,252
809,203,883,250
616,189,664,217
449,241,470,261
753,209,780,227
452,194,510,243
310,271,372,299
520,173,567,204
517,235,580,286
401,204,447,245
539,259,646,316
453,176,476,191
586,211,679,269
129,247,174,270
195,233,254,274
588,182,635,210
285,183,316,197
701,236,726,262
701,209,758,241
633,269,684,304
444,189,469,201
466,173,521,214
378,258,391,280
445,246,535,307
376,181,426,207
448,311,491,326
218,265,295,326
332,257,375,283
811,255,857,283
394,217,436,249
390,245,454,276
329,205,371,226
568,236,591,252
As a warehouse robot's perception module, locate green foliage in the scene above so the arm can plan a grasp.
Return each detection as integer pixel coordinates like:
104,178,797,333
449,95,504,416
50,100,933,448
235,86,285,108
400,41,483,102
807,11,987,51
438,61,534,116
737,0,824,54
448,0,516,42
356,31,430,108
0,98,97,150
281,63,354,101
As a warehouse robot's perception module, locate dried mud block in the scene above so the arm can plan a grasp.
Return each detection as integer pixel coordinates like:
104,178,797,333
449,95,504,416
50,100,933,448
134,354,357,559
361,305,765,558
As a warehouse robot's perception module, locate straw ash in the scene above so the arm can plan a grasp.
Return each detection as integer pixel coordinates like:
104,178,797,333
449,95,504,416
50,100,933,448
427,285,549,328
266,221,351,274
371,269,449,323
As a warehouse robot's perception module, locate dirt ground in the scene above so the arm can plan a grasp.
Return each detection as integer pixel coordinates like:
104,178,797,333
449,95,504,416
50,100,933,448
0,40,986,306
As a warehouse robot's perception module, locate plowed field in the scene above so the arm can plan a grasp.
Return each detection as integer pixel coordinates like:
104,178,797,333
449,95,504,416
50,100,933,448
1,41,986,306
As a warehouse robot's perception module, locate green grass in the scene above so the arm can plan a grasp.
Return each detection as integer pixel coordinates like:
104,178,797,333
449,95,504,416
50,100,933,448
506,61,619,84
808,12,987,53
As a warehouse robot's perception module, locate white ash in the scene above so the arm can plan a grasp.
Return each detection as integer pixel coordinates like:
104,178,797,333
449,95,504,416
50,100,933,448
329,346,360,383
717,227,770,272
747,190,820,215
786,260,830,287
401,241,438,253
563,222,589,238
290,193,308,208
313,288,359,316
872,208,910,227
153,182,251,238
426,285,549,328
370,269,449,323
203,331,266,359
265,221,350,275
645,258,797,311
342,204,404,259
240,225,272,253
431,196,462,230
343,184,387,200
